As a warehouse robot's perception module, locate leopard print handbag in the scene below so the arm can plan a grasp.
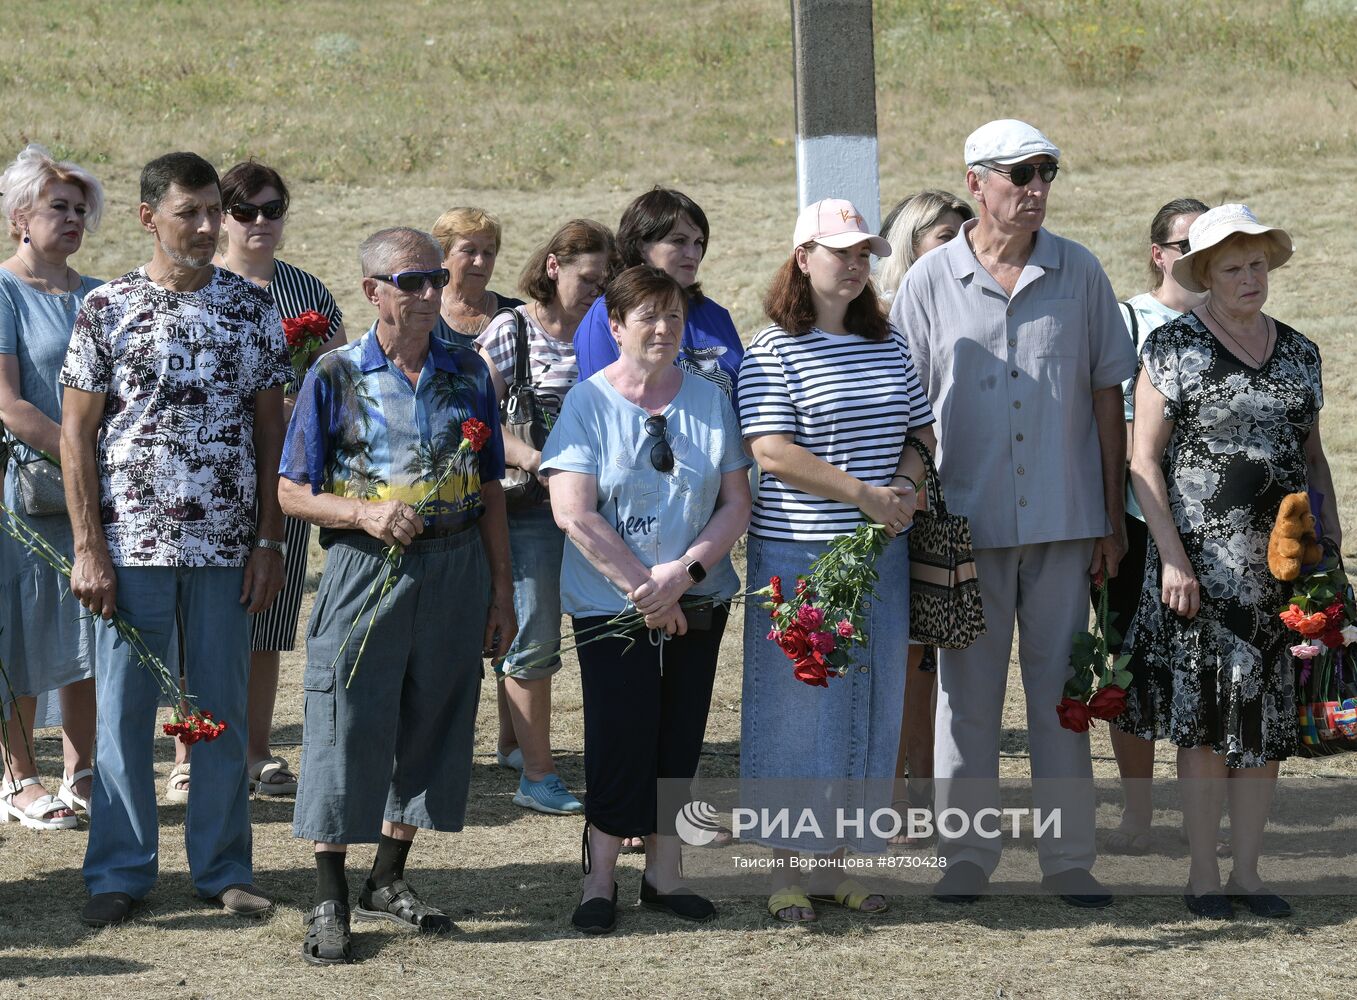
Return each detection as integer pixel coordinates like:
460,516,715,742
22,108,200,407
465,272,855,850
903,436,985,649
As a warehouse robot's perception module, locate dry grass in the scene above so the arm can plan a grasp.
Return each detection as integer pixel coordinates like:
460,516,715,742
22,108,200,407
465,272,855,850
4,0,1357,997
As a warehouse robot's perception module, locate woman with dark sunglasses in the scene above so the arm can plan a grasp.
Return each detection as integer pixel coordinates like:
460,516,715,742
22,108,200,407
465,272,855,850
474,219,616,818
541,265,751,934
167,159,348,805
735,199,935,923
1098,197,1208,858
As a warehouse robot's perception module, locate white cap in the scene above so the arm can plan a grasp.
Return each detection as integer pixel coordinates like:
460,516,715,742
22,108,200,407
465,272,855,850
964,119,1061,167
792,198,892,256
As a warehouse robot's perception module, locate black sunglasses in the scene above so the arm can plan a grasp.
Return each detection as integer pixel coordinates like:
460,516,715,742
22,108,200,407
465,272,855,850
1157,239,1191,255
226,199,286,223
644,414,674,473
989,162,1059,186
372,268,451,293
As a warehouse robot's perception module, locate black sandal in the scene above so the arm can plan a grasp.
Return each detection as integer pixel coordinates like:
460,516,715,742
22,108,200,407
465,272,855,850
355,878,455,934
302,900,354,965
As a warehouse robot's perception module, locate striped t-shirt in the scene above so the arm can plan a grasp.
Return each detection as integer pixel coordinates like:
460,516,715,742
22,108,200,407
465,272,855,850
268,258,343,393
737,325,935,541
476,305,578,421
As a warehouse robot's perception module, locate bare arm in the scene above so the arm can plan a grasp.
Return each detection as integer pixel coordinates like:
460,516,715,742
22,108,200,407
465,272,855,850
278,476,424,546
241,387,287,613
1303,418,1342,553
748,433,915,538
0,355,61,457
1090,384,1129,580
477,479,517,658
60,386,117,619
629,467,753,616
1128,371,1198,618
549,469,654,597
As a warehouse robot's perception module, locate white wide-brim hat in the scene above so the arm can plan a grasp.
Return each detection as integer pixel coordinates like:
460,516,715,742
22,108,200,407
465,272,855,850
1171,203,1294,293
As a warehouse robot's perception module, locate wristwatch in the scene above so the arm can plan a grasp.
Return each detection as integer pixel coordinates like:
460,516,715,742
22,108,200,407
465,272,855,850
682,557,707,584
255,538,288,559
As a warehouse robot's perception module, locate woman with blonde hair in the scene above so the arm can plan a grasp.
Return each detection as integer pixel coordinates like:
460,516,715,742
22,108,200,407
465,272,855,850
432,207,524,349
876,190,973,303
0,144,105,829
875,187,972,846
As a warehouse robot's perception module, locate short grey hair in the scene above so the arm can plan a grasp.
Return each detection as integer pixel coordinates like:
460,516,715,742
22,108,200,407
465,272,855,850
358,226,441,277
1,143,105,242
970,161,994,182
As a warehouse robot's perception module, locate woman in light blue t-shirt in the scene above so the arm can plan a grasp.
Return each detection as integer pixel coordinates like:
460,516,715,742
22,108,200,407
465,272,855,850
542,265,751,935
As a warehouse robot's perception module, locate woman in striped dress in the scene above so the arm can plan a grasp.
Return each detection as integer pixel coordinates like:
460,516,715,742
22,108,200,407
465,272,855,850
168,160,347,801
736,199,936,922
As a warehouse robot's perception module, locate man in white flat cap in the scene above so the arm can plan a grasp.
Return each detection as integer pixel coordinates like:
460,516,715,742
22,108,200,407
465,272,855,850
890,119,1135,906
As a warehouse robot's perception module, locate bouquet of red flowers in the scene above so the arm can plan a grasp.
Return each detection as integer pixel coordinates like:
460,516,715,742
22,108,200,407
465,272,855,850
1056,580,1132,732
282,309,330,385
760,524,888,687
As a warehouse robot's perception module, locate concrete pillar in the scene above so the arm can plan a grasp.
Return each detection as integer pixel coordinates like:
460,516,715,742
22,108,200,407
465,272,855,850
791,0,881,232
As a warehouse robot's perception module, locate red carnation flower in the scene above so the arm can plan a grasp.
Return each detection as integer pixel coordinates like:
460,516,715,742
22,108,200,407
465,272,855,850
461,419,491,452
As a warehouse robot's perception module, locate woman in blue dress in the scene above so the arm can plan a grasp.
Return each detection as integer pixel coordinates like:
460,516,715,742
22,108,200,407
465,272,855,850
0,144,105,830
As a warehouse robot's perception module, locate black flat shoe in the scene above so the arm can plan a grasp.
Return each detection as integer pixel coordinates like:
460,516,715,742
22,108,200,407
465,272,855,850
1183,889,1234,920
639,874,717,922
933,861,988,904
1041,868,1113,909
81,892,136,927
1225,881,1291,918
572,883,618,934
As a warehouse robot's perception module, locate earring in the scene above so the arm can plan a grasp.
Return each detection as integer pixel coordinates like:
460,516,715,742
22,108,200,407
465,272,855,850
22,229,30,244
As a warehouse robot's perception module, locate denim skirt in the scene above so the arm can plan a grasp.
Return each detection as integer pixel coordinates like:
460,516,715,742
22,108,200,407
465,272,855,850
739,532,909,853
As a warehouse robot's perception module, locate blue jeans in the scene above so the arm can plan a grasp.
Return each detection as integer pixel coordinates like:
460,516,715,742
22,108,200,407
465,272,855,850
83,565,252,899
495,504,566,680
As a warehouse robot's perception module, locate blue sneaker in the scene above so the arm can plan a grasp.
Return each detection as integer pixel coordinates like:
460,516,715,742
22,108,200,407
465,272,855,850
513,774,584,815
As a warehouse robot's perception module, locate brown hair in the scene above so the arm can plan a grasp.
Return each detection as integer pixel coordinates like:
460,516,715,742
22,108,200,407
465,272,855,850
219,159,290,215
518,218,617,305
763,244,890,340
616,187,710,301
604,265,688,327
1148,197,1208,288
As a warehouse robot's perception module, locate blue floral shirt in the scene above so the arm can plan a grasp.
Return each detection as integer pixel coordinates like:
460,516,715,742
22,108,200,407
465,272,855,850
280,324,505,541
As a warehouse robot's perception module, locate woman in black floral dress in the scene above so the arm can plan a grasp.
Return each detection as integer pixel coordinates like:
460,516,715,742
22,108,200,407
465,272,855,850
1115,205,1341,920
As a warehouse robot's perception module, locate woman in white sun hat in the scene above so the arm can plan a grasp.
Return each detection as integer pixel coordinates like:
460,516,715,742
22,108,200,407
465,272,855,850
1115,203,1340,920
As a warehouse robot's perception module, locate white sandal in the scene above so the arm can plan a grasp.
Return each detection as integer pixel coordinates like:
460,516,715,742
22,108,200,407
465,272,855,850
249,755,297,797
58,768,94,814
2,776,79,831
164,763,190,804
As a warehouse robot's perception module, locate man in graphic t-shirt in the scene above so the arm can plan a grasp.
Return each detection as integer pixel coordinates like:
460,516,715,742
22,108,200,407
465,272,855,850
60,151,290,927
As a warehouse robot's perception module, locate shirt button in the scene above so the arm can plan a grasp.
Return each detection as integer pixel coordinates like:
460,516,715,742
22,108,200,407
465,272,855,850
1008,338,1017,347
1011,370,1019,378
1017,465,1025,475
1006,308,1014,317
1015,433,1024,441
1019,497,1028,507
1013,400,1021,409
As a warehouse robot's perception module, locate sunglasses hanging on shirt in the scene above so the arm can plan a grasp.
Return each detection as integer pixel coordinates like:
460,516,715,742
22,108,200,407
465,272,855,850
644,414,674,473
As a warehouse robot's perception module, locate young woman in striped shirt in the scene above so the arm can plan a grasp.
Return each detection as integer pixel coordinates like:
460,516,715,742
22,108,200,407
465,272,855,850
735,199,936,922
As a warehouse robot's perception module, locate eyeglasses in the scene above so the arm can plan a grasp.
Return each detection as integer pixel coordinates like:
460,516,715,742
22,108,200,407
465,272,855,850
644,414,674,473
371,268,451,293
989,162,1059,186
1157,239,1191,255
226,199,286,223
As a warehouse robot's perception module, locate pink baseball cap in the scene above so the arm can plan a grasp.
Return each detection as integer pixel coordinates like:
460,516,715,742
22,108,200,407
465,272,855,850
793,198,892,256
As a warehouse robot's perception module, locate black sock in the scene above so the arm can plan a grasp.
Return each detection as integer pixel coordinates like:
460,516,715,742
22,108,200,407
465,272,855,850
315,851,348,906
369,835,413,887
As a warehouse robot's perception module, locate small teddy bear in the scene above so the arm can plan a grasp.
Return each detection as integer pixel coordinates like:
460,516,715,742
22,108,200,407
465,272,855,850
1268,492,1324,581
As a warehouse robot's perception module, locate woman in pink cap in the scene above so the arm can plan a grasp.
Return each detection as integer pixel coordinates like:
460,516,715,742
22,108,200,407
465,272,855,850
735,199,937,922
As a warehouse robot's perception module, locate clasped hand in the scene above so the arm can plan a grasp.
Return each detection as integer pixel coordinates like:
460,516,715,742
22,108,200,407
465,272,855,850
860,484,917,538
359,499,425,547
629,560,692,636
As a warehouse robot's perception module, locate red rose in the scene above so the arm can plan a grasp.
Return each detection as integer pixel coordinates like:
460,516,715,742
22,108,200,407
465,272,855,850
1320,626,1346,649
769,575,783,604
461,418,492,453
793,655,829,687
1087,685,1128,721
1324,601,1346,625
777,624,812,662
1056,697,1092,733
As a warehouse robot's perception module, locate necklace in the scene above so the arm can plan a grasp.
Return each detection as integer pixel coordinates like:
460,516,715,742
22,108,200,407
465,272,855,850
16,254,77,299
1206,301,1270,367
444,289,496,336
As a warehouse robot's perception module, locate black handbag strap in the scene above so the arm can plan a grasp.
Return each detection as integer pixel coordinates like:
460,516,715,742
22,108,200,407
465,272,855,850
494,306,530,389
903,435,946,515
